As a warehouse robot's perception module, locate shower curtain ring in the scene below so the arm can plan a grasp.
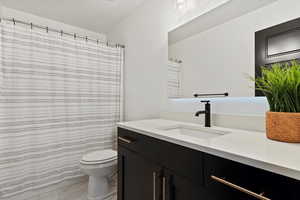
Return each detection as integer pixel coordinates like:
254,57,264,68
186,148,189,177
13,18,16,25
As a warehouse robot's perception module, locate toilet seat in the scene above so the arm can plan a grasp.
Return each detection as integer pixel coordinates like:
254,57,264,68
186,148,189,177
80,150,117,165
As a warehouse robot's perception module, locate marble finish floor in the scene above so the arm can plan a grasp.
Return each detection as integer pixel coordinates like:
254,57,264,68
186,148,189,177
6,176,117,200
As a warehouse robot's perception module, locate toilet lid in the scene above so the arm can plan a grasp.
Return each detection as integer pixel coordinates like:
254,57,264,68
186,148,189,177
81,150,117,163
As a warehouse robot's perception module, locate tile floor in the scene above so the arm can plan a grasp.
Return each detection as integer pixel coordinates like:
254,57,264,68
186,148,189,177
6,176,117,200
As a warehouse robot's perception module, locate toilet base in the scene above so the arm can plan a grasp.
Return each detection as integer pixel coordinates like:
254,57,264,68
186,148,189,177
87,176,115,200
87,191,115,200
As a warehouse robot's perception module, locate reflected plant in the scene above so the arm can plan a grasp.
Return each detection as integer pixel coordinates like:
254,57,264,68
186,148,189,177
251,61,300,113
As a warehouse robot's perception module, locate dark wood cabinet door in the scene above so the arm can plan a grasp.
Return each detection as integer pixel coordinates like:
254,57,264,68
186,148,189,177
163,169,211,200
253,171,300,200
118,146,161,200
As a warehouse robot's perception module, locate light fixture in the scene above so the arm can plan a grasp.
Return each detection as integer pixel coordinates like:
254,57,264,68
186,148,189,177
175,0,188,11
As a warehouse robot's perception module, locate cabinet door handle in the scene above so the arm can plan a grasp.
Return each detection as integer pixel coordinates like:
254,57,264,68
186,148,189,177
211,175,271,200
118,136,132,144
162,176,166,200
153,172,156,200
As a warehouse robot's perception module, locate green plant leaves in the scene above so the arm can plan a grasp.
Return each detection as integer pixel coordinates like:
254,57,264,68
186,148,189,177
254,61,300,113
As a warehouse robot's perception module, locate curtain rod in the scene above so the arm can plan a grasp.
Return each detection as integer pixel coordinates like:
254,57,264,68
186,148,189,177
0,17,125,49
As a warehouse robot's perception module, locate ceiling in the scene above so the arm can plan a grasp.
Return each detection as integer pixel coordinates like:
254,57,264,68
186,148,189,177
169,0,277,44
0,0,146,33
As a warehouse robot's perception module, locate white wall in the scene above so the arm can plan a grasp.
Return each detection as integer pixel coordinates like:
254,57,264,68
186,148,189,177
108,0,300,121
1,7,107,42
108,1,172,121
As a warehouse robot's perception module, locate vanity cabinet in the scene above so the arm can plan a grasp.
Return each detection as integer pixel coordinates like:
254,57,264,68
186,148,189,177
118,146,161,200
118,128,300,200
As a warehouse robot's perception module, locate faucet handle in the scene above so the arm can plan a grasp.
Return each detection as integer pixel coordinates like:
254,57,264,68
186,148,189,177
201,100,210,104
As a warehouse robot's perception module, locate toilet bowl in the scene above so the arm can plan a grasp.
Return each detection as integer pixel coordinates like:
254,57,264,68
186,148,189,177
80,149,117,200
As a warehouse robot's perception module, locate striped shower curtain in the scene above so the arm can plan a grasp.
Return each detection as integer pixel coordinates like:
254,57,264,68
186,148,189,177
168,60,182,98
0,20,123,198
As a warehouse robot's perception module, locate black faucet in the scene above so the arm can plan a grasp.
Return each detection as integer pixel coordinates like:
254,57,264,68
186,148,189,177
195,100,211,127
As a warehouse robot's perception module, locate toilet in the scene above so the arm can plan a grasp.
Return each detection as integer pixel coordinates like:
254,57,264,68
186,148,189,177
80,149,117,200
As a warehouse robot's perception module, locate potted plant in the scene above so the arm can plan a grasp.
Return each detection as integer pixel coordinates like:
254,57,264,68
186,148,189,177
253,61,300,143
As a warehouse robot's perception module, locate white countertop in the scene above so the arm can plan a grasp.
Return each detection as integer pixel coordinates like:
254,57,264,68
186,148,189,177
118,119,300,181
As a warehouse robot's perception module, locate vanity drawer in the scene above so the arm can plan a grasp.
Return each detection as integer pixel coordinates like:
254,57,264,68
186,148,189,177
118,128,204,185
204,154,269,199
118,128,141,151
204,154,249,186
118,127,162,159
204,153,300,200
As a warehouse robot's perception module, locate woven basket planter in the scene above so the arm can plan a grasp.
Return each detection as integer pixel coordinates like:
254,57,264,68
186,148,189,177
266,112,300,143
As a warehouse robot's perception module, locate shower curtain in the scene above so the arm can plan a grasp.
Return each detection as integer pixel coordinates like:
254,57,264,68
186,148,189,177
0,20,123,198
168,60,182,98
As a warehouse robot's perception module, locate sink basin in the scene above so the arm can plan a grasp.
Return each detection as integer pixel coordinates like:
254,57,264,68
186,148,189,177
158,125,230,139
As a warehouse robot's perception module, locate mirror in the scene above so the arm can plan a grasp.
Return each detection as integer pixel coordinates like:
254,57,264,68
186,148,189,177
167,21,254,99
167,0,278,99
